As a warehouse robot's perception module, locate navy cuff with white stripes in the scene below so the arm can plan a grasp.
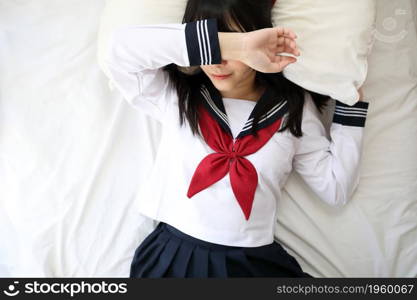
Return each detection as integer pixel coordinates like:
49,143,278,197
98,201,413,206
333,100,370,127
185,18,222,66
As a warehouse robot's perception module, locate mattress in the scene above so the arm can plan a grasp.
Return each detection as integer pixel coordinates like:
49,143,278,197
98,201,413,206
0,0,415,277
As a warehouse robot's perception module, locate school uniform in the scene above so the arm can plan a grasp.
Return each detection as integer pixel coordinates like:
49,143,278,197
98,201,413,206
105,18,370,278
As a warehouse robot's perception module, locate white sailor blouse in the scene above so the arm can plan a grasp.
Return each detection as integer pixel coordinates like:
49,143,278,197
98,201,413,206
105,18,370,247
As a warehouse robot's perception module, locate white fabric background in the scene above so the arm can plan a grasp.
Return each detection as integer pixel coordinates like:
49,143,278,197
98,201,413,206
0,0,416,277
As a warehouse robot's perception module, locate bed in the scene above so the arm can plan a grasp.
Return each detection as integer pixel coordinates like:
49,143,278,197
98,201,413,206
0,0,416,277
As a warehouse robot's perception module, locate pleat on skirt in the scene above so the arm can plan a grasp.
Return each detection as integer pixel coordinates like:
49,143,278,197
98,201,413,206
129,221,313,278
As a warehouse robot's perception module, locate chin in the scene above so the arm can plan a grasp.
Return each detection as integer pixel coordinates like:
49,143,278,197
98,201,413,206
211,82,234,92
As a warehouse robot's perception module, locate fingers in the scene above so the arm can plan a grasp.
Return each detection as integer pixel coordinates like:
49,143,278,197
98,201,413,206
277,38,300,56
265,55,296,73
251,53,296,74
258,56,297,73
275,26,297,39
275,26,300,56
276,36,300,56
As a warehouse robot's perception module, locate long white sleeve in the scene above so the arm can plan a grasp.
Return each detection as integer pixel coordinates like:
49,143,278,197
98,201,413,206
104,19,222,122
292,92,370,206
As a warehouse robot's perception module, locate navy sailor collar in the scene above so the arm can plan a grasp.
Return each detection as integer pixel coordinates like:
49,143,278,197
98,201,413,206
198,81,289,139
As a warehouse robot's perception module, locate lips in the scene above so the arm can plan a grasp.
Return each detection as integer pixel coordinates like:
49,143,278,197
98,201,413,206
212,74,231,80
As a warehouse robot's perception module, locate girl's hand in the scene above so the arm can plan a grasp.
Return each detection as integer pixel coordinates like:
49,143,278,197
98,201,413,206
240,27,300,73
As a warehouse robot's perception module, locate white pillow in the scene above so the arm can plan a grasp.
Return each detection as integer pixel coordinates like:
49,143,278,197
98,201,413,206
272,0,377,104
97,0,377,104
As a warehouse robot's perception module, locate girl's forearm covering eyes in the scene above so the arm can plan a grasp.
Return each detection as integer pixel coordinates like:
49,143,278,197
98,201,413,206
218,32,246,62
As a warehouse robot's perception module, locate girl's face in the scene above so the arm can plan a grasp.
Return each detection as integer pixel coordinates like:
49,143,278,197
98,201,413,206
199,17,261,100
200,60,257,98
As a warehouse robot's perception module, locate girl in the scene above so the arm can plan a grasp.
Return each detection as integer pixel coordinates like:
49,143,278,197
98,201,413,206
105,0,369,278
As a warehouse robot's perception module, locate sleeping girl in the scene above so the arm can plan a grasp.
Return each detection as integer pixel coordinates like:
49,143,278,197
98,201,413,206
105,0,369,278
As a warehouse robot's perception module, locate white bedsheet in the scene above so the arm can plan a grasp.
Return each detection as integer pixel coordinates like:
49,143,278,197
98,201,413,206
0,0,416,277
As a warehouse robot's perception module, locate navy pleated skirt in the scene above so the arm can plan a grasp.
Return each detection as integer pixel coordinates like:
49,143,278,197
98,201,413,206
129,221,313,278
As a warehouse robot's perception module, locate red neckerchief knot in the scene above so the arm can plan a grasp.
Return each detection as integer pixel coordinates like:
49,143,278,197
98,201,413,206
186,101,285,221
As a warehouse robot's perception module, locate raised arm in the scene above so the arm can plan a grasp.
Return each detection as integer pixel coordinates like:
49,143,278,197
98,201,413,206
104,19,222,122
104,19,300,122
292,92,370,206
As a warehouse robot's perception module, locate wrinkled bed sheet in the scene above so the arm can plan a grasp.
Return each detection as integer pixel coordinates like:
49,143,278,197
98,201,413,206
0,0,415,277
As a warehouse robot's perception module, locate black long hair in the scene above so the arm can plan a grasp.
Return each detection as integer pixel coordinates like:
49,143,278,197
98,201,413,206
162,0,330,138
